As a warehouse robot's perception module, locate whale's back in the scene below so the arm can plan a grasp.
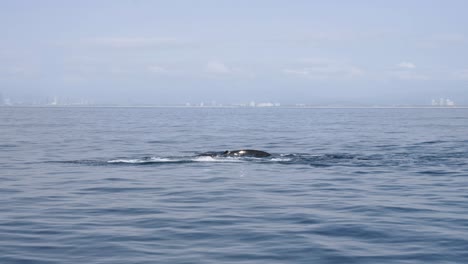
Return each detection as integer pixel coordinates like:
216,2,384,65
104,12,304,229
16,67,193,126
226,149,271,157
198,149,271,158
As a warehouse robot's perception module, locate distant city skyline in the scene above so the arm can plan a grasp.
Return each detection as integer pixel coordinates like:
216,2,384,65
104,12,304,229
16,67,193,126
0,92,463,108
1,1,468,105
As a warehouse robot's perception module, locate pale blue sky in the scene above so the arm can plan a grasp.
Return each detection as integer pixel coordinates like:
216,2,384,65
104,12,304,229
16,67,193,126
1,0,467,105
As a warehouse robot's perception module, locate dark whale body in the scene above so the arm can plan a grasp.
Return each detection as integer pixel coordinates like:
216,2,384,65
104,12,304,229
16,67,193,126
199,149,271,158
224,149,271,157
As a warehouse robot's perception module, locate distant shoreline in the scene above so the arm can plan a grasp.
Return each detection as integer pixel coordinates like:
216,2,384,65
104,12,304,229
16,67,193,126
2,105,468,109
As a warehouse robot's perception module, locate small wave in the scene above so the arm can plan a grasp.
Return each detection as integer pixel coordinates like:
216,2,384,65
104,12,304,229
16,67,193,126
50,160,108,166
107,157,175,164
0,144,17,148
104,153,361,166
106,156,246,164
108,159,144,164
415,140,447,145
50,150,465,169
270,157,293,162
192,156,244,163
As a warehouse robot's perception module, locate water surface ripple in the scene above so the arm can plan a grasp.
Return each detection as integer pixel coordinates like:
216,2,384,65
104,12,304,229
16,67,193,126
1,107,468,264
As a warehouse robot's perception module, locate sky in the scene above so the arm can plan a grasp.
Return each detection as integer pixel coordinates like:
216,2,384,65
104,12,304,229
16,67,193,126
1,0,468,105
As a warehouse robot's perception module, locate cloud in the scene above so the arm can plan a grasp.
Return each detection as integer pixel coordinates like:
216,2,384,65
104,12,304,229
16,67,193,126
0,65,34,78
348,67,365,77
7,66,28,74
283,68,309,76
282,58,365,79
388,66,430,80
388,61,432,80
418,34,467,49
62,74,87,84
397,62,416,69
205,61,231,74
81,37,182,48
147,65,168,74
389,71,430,80
452,69,468,80
433,34,467,43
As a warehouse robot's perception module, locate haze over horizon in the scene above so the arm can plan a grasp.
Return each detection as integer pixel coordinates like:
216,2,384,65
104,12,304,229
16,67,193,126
1,0,467,105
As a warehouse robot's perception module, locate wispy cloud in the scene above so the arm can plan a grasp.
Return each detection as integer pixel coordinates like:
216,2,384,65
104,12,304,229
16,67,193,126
205,61,231,74
0,65,34,79
418,33,467,49
389,61,432,80
397,61,416,69
62,74,87,84
452,69,468,80
283,68,309,76
282,58,365,80
433,33,467,44
81,37,184,49
388,71,430,80
147,65,168,74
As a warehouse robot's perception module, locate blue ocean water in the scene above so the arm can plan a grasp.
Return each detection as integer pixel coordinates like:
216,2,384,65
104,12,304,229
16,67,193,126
1,107,468,264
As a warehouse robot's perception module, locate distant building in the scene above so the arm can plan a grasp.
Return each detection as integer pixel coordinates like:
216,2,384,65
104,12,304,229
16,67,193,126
51,96,59,105
431,98,455,106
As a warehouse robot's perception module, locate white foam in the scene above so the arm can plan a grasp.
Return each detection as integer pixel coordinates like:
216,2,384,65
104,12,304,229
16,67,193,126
148,157,174,162
193,156,243,163
270,157,292,162
107,159,145,164
108,156,246,164
107,157,174,163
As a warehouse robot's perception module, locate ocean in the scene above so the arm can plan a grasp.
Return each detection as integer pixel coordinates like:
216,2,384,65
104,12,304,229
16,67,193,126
1,107,468,264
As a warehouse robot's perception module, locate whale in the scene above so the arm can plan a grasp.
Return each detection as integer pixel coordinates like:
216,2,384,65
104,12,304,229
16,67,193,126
198,149,271,158
224,149,271,157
